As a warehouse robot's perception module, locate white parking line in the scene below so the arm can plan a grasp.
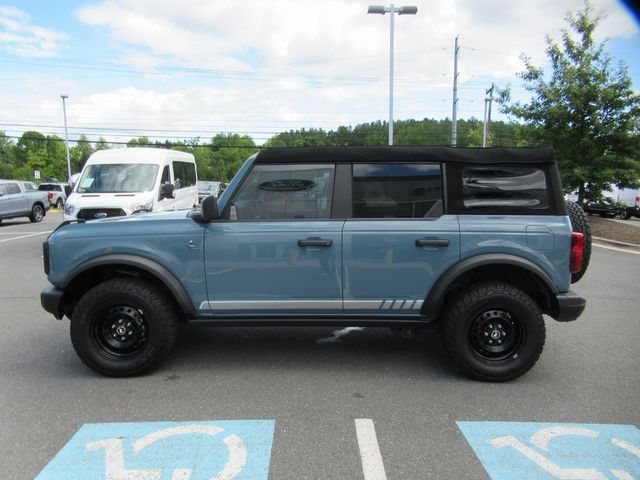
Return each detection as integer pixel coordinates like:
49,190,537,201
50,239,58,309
0,231,52,243
592,242,640,255
355,419,388,480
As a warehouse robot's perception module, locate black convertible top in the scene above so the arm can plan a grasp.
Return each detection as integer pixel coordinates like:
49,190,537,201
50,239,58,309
255,146,556,165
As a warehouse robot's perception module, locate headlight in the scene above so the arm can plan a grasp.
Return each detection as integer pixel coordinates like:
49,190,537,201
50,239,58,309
64,203,77,216
131,199,153,213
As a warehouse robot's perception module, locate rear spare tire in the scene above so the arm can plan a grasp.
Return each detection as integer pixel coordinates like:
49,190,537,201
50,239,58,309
566,201,591,283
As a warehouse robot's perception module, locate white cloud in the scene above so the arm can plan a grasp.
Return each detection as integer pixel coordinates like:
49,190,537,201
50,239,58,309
0,6,68,58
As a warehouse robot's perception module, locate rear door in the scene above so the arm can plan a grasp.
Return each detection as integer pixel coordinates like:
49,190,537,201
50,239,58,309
342,163,460,316
2,182,27,216
202,163,343,316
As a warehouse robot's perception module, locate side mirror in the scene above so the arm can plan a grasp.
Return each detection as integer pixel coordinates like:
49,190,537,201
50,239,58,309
160,183,175,200
201,195,219,221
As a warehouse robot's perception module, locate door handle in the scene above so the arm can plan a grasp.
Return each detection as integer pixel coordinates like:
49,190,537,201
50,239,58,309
298,239,333,247
415,239,450,247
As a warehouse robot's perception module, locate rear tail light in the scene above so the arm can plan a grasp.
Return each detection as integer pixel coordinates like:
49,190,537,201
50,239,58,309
635,196,639,208
570,232,584,274
48,192,53,200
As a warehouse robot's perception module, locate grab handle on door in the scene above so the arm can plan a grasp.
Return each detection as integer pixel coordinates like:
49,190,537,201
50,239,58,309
415,239,450,247
298,239,333,248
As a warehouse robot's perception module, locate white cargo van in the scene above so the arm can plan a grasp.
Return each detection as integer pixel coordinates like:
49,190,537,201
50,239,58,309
64,148,198,221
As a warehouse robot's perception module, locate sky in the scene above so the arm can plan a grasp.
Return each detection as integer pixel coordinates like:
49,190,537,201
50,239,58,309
0,0,638,146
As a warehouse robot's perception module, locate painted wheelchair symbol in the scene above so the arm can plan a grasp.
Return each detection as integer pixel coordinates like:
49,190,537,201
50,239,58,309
85,424,247,480
489,426,640,480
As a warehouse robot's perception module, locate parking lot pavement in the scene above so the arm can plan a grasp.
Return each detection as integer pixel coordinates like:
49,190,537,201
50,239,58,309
1,215,638,480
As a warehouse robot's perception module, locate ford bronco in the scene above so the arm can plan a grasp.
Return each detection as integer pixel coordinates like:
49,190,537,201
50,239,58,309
41,146,589,381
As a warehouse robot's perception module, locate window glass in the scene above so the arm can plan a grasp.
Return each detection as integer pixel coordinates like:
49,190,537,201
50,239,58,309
352,163,443,218
231,164,335,220
462,166,549,209
24,182,36,191
172,161,196,189
161,166,170,184
6,183,20,194
76,164,159,193
0,184,7,195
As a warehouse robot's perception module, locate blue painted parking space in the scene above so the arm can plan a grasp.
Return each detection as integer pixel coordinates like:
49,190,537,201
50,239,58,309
457,421,640,480
36,420,275,480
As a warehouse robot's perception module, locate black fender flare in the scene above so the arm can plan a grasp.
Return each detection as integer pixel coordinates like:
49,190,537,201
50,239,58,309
422,254,558,316
60,254,196,316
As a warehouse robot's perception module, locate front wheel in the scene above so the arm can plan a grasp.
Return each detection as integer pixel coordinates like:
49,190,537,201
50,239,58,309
441,282,545,382
29,204,44,223
70,278,178,376
620,210,630,220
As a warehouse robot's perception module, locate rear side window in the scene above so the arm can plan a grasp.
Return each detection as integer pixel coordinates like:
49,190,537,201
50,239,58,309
462,166,549,210
173,161,196,189
231,164,335,220
352,163,443,218
5,183,20,194
24,182,37,191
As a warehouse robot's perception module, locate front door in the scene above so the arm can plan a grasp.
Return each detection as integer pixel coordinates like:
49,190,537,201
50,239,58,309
342,163,460,316
202,163,342,316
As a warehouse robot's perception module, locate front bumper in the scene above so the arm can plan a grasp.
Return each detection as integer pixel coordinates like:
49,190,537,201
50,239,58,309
554,291,586,322
41,285,64,319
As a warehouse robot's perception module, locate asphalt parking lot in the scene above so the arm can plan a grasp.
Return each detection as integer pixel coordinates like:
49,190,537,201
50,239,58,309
1,213,638,480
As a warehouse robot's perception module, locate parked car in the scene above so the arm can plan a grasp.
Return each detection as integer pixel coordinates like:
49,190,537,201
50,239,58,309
64,148,198,221
583,197,621,218
42,146,589,381
614,187,640,220
0,179,49,223
38,182,70,208
197,180,221,204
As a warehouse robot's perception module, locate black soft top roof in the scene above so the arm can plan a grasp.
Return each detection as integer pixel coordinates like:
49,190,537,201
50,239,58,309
255,146,556,165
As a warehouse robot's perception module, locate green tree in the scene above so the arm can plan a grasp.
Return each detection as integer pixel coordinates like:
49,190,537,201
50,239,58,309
208,134,258,182
0,131,15,178
498,2,640,201
70,135,94,173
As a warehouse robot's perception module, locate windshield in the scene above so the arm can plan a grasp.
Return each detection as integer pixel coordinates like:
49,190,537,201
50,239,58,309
76,163,159,193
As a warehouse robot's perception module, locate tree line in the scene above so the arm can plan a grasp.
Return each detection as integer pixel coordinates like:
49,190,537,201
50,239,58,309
0,118,534,184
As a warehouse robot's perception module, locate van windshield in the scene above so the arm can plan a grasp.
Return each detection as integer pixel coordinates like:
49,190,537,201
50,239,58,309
77,164,159,193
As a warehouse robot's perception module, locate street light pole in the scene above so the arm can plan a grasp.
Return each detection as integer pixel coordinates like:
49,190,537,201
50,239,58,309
368,4,418,146
60,94,71,182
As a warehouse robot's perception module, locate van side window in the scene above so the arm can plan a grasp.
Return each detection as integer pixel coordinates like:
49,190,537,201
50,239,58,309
172,161,196,189
161,166,170,185
231,164,335,220
352,163,443,218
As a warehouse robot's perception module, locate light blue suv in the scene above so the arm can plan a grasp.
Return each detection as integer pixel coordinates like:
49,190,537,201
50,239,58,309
41,146,589,381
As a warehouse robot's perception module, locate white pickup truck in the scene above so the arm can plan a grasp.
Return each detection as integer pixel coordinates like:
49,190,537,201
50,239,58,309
0,179,50,223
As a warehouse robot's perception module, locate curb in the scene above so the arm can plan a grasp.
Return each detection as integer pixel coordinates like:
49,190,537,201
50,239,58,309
592,236,640,251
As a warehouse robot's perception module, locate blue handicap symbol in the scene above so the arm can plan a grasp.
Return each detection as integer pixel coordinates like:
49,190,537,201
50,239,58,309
36,419,275,480
457,421,640,480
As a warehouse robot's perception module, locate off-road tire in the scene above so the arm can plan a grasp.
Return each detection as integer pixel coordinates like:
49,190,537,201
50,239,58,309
29,204,44,223
441,282,545,382
566,201,591,283
70,278,177,377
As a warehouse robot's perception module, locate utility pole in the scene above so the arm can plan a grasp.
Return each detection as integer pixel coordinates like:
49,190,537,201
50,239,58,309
482,83,494,147
451,35,459,146
60,94,71,182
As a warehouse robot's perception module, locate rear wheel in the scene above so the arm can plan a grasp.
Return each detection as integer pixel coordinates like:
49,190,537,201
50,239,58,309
441,282,545,382
29,204,44,223
566,201,591,283
70,278,177,376
620,210,630,220
55,198,64,209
